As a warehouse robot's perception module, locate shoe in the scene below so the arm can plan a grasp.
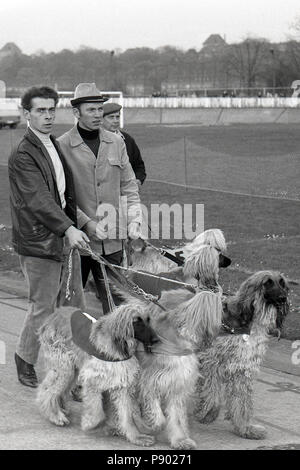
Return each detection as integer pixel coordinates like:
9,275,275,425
14,353,38,388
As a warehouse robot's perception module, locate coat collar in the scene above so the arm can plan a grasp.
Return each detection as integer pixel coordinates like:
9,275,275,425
24,127,56,148
69,125,114,147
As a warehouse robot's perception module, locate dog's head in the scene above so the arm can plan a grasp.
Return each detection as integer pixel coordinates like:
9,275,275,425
91,304,159,358
125,238,175,273
224,271,290,337
184,229,231,269
259,272,290,332
131,312,160,352
183,245,221,289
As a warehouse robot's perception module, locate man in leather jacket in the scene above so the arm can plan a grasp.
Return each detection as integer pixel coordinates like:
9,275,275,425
8,86,89,388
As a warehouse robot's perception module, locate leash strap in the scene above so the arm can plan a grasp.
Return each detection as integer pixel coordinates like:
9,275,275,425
145,240,185,266
109,264,197,292
99,259,116,313
81,246,167,311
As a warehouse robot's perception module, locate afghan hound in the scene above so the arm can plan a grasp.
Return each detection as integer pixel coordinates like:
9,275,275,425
124,238,231,298
194,270,290,440
37,305,158,447
133,287,223,449
117,244,227,449
127,228,229,275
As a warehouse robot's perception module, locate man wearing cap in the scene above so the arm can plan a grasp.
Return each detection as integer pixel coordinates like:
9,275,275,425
58,83,142,314
102,103,146,187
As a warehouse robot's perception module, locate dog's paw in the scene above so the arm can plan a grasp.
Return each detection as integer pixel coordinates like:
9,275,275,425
132,434,155,447
51,412,70,427
172,438,197,450
235,424,267,440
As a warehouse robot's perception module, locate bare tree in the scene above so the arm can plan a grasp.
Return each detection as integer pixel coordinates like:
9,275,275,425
226,38,271,89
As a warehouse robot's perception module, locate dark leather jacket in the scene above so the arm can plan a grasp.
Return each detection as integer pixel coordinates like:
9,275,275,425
121,131,146,184
8,128,77,261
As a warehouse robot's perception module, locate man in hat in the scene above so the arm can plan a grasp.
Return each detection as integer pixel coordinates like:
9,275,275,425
58,83,142,314
9,85,90,388
102,102,146,187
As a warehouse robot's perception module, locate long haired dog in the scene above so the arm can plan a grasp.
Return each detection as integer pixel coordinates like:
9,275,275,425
37,305,157,447
194,271,289,440
127,228,230,275
120,245,225,450
125,238,230,299
136,287,223,450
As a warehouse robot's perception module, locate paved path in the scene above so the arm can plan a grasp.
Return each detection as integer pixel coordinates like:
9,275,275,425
0,286,299,450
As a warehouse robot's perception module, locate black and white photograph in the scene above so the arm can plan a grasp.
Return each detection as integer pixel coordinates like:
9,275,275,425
0,0,299,455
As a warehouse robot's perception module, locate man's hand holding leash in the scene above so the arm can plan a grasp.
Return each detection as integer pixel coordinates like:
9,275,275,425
65,225,90,250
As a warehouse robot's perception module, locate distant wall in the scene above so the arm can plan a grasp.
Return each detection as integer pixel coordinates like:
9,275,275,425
16,106,300,126
10,95,300,126
123,96,300,109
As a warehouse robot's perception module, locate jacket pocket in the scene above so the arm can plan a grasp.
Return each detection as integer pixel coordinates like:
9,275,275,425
22,224,51,241
107,154,122,168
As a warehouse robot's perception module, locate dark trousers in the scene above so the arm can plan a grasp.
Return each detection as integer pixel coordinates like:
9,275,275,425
81,250,124,314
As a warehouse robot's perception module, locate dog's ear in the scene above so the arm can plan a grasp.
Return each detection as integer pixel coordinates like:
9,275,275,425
184,245,219,285
276,300,290,329
110,307,137,357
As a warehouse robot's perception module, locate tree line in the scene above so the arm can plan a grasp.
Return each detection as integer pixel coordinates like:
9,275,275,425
1,38,300,96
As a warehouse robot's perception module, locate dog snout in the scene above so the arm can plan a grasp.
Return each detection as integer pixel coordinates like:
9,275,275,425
264,289,287,305
133,319,159,347
277,295,287,304
219,253,231,268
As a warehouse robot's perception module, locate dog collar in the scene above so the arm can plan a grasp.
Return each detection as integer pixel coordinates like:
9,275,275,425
219,322,251,337
71,310,132,362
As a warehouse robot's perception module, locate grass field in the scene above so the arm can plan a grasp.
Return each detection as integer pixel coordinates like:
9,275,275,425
0,123,299,338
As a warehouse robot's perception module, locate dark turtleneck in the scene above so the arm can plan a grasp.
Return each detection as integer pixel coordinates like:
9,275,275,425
77,123,100,158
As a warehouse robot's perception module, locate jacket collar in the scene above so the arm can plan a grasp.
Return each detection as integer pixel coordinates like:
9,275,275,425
69,125,114,147
24,127,56,148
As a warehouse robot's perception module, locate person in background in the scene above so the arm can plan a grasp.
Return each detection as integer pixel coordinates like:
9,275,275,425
101,102,146,187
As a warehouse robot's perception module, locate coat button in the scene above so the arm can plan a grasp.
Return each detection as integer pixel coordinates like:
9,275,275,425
97,183,100,187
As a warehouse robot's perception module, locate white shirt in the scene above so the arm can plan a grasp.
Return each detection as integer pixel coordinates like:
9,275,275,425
29,126,66,209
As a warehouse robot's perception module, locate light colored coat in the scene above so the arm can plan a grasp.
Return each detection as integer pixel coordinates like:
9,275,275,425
58,126,141,255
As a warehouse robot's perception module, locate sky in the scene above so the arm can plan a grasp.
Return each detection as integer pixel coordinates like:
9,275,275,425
0,0,300,54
